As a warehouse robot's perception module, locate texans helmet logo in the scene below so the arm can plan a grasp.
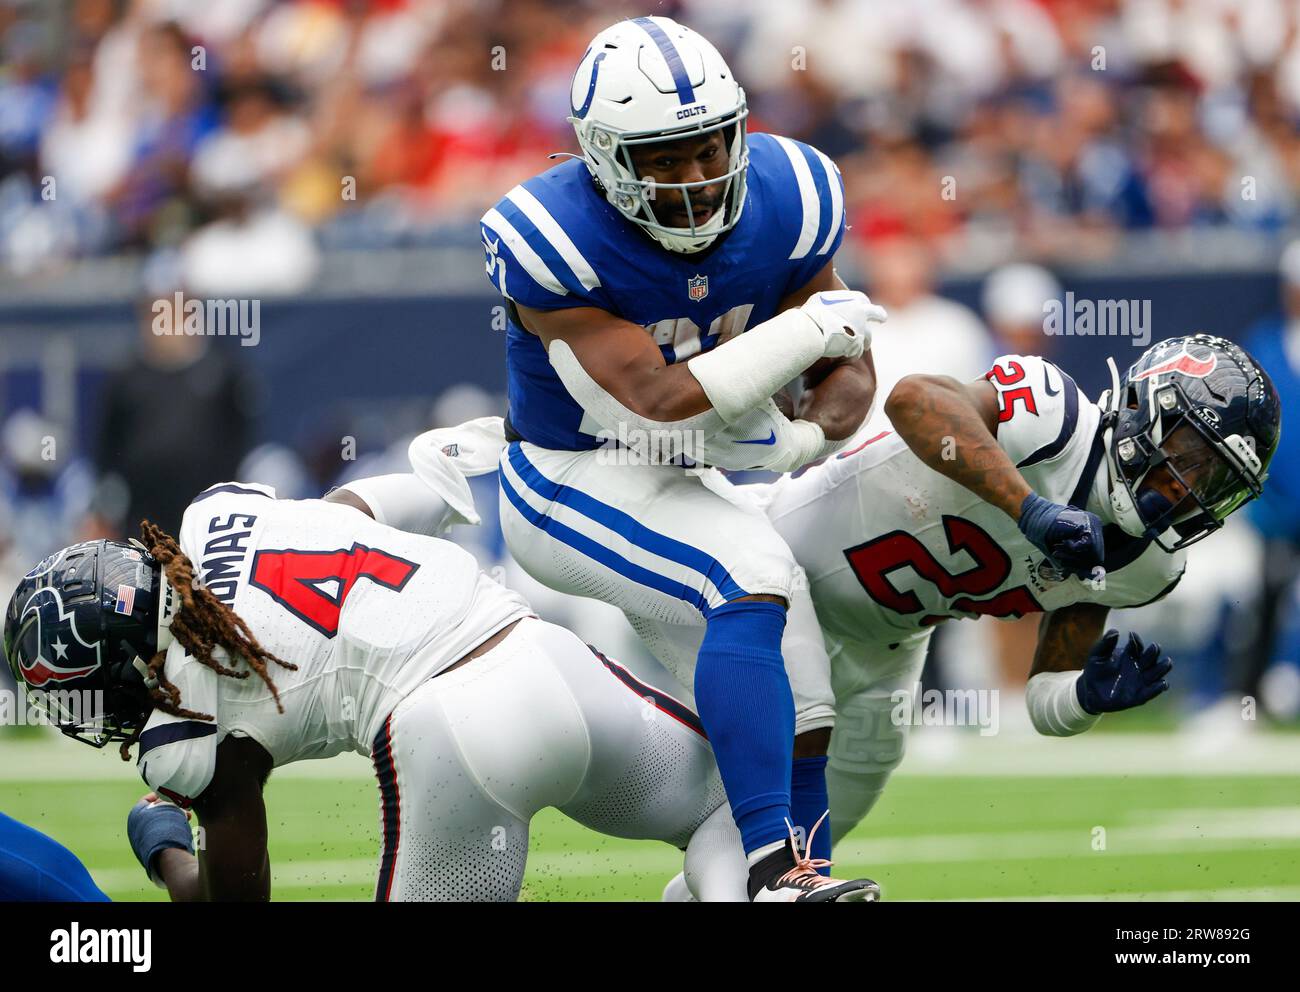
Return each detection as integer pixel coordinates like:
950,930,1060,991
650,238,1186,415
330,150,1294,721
14,586,102,689
1134,345,1217,381
23,549,67,580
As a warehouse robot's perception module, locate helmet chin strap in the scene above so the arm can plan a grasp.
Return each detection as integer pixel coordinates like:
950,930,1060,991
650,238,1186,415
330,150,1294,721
124,572,179,693
648,205,729,253
1100,356,1150,538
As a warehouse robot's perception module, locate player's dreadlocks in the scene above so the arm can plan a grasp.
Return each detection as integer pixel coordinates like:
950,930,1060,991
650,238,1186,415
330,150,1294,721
117,520,298,759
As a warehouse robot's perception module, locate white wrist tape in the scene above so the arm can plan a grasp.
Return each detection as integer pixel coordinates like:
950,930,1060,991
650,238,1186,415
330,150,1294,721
686,308,825,424
336,472,475,537
1025,671,1102,737
810,427,858,464
774,422,861,472
775,419,828,472
548,339,726,459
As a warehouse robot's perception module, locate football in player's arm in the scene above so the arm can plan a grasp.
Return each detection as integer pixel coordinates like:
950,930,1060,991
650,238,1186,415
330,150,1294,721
480,15,891,900
515,252,881,474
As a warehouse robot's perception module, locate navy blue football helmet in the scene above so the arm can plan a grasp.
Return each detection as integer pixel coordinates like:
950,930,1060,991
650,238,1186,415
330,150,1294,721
1101,334,1281,552
3,540,173,746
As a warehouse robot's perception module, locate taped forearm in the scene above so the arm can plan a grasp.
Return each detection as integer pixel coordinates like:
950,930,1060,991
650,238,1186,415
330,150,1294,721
548,339,727,454
686,308,826,424
1025,670,1102,737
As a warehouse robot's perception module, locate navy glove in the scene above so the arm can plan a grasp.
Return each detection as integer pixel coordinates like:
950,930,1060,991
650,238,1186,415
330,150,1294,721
128,796,193,886
1076,629,1174,715
1018,492,1106,580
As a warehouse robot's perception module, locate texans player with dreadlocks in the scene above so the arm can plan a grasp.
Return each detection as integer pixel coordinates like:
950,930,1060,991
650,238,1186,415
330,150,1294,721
3,426,759,902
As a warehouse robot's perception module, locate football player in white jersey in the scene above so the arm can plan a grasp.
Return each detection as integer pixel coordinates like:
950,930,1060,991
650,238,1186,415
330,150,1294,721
652,333,1281,900
757,334,1282,844
2,440,765,902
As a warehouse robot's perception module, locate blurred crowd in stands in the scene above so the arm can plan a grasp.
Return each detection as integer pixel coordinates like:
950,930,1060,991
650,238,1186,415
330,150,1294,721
6,0,1300,286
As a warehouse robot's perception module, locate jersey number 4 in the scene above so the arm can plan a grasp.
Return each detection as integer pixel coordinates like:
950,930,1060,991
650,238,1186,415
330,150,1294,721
249,544,420,637
844,516,1042,624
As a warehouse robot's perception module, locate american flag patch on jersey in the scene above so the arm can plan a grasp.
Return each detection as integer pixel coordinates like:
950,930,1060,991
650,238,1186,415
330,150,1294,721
115,584,136,615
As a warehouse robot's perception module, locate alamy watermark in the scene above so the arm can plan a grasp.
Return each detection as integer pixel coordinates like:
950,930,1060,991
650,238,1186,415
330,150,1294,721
1,687,105,727
890,684,1000,736
151,292,261,347
50,924,151,972
1043,292,1151,347
594,423,707,466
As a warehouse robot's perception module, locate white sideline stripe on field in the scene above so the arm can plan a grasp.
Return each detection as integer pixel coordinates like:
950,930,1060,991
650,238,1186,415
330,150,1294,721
835,816,1300,867
5,732,1300,782
84,809,1300,893
894,729,1300,777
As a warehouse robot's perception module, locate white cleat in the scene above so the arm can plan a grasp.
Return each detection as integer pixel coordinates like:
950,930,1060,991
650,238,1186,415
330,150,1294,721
747,813,881,903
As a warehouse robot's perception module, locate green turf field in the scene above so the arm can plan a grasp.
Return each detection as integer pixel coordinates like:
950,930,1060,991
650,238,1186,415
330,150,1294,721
4,730,1299,901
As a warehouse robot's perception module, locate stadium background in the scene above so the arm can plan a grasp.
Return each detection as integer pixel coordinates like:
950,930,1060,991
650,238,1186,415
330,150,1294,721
1,0,1298,901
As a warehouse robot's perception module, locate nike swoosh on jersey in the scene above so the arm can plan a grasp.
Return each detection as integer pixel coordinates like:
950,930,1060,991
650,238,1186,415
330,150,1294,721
736,430,778,445
1043,366,1061,396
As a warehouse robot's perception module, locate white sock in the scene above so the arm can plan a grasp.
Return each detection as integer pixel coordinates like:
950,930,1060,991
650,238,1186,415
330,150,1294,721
684,805,749,901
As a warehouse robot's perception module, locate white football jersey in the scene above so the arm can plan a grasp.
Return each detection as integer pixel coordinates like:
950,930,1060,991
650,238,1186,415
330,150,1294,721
137,482,532,804
765,355,1187,647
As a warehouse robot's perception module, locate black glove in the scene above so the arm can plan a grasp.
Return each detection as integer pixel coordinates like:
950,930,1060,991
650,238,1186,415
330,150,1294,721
1076,629,1174,715
1018,491,1106,580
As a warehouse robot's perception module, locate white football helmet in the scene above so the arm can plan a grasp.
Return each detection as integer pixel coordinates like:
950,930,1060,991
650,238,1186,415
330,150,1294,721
567,16,749,254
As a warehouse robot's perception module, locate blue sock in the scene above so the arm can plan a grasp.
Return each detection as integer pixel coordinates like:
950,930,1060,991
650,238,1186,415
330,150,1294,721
791,755,831,873
693,599,794,855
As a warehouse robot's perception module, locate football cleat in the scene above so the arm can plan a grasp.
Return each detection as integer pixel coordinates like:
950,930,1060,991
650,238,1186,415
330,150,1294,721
747,813,880,903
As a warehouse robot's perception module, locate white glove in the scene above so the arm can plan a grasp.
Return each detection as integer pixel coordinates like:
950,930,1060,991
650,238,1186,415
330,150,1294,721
800,290,887,360
693,399,827,473
406,416,509,528
410,416,507,478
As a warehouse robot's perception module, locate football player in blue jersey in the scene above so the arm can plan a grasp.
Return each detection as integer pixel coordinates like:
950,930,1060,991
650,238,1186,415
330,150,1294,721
481,15,879,901
479,15,1104,901
0,812,110,901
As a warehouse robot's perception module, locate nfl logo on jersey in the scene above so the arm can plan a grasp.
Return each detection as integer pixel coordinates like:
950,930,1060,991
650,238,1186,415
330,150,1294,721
687,274,708,302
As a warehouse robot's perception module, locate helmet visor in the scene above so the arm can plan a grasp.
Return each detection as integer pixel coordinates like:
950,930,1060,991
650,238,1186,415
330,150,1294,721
1132,417,1260,549
602,105,749,245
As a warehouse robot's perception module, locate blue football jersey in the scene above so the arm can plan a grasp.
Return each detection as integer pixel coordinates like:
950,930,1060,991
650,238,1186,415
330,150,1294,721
480,132,848,451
